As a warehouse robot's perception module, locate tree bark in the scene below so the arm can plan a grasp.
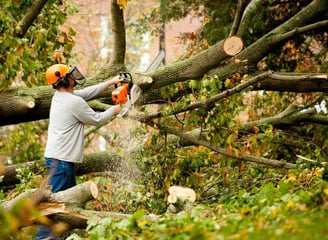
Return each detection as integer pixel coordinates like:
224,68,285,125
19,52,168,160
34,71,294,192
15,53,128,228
0,67,120,126
109,0,126,65
0,150,135,187
49,181,98,207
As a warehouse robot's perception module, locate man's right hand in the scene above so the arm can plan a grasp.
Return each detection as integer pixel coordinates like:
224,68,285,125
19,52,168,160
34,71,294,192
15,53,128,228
107,75,123,87
113,105,121,114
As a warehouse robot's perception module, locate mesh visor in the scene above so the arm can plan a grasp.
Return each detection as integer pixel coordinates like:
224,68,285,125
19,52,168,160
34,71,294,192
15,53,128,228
67,65,86,84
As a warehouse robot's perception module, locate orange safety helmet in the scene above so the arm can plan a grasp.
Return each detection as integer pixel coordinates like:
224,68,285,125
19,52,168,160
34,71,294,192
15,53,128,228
46,64,70,85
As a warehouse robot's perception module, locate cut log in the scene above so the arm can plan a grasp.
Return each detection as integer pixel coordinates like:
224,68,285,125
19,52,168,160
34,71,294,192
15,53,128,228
168,186,196,203
50,181,98,207
222,35,243,56
167,186,196,213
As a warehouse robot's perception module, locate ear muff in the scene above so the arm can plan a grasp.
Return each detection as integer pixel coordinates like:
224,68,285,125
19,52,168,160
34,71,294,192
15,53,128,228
54,70,69,88
58,77,70,88
52,76,70,89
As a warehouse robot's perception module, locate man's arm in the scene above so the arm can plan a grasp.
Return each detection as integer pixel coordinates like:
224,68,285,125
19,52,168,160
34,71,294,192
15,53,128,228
74,75,122,101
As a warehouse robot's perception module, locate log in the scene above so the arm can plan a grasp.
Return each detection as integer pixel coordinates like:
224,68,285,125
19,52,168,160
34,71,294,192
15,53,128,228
50,181,98,207
1,188,51,212
222,35,243,56
168,186,196,203
167,186,196,213
1,181,98,213
0,150,134,187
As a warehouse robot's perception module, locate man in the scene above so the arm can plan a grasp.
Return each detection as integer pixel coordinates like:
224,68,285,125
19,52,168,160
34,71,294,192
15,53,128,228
35,64,122,240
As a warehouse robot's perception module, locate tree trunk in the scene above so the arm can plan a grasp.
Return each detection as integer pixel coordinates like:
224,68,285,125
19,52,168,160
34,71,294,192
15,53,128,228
0,66,121,126
0,150,135,187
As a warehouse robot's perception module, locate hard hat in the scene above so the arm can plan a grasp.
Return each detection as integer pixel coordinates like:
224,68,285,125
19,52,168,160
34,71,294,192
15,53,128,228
46,64,70,85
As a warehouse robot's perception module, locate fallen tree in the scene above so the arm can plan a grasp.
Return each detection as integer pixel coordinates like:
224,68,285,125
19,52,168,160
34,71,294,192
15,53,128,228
0,150,135,187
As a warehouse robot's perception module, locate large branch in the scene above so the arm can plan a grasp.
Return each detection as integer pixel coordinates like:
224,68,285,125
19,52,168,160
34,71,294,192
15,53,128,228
242,105,328,132
0,150,134,187
138,0,328,93
138,71,328,123
15,0,48,38
0,67,121,126
254,72,328,92
136,40,235,90
109,1,126,65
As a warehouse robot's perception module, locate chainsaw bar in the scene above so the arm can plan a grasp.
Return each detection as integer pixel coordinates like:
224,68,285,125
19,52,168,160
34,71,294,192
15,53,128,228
130,50,165,105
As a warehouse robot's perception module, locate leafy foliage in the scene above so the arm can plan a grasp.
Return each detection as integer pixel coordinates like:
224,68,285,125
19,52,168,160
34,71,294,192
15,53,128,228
0,0,77,89
0,122,44,164
66,166,328,239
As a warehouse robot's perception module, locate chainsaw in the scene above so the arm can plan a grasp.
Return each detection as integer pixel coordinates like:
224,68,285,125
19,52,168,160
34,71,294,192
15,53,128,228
112,72,133,105
112,50,165,117
111,71,142,117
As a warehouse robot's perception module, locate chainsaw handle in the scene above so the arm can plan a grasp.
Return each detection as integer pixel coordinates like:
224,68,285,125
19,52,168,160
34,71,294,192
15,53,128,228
114,72,132,88
119,72,133,88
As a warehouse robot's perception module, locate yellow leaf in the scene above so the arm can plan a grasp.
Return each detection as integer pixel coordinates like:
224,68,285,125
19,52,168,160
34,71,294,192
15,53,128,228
117,0,128,9
285,173,296,183
226,134,234,145
324,188,328,196
271,207,280,217
183,224,193,231
287,201,295,210
137,220,148,228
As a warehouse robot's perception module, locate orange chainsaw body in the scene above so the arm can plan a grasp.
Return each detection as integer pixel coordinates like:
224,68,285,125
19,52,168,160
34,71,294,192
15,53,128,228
112,83,129,104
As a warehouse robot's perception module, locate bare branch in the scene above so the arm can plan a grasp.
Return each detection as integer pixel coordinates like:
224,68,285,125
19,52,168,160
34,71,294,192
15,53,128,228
160,124,296,169
237,0,263,37
230,0,249,36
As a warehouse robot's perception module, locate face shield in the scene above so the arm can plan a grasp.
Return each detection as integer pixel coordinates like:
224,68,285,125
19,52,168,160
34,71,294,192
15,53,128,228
67,65,86,85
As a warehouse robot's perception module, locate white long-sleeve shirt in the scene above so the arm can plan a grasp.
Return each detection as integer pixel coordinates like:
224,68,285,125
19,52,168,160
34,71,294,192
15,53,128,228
45,82,115,163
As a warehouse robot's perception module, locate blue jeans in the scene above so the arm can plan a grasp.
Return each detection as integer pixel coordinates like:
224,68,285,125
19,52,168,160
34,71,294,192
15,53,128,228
35,158,76,240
